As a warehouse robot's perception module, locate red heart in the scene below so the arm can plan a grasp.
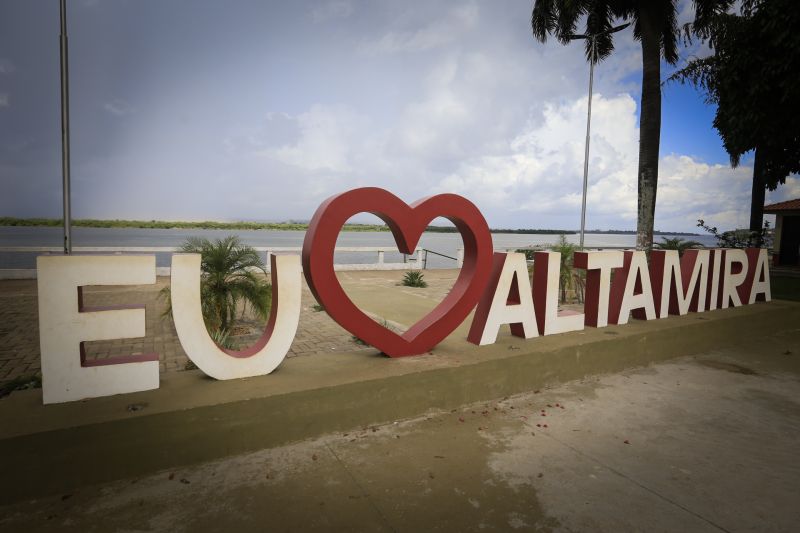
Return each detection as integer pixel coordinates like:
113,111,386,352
302,187,493,357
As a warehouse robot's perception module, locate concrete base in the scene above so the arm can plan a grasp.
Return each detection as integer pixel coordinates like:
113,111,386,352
1,299,798,505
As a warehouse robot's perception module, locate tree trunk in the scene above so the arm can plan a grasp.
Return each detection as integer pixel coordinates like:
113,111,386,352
749,147,766,236
635,9,662,252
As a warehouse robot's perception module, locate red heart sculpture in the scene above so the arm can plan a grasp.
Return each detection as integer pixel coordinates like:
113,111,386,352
302,187,493,357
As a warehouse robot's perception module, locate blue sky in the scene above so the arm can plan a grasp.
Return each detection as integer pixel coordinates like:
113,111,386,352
0,0,796,233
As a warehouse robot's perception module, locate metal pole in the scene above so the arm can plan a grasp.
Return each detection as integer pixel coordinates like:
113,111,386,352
579,38,595,250
567,22,628,250
59,0,72,255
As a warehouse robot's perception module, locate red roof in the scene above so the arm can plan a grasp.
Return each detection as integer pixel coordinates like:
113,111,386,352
763,198,800,213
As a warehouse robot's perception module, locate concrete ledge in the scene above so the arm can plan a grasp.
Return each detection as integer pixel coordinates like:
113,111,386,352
1,300,798,504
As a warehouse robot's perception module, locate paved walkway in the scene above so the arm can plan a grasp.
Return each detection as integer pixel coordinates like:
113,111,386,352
0,270,462,385
2,334,798,532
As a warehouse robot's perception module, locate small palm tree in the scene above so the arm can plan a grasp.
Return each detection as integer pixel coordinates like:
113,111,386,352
550,235,583,303
162,236,271,335
653,237,703,257
401,270,428,288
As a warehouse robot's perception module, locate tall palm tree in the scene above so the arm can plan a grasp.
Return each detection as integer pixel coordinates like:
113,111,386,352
531,0,727,251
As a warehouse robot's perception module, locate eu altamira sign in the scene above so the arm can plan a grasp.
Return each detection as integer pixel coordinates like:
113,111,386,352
36,188,771,404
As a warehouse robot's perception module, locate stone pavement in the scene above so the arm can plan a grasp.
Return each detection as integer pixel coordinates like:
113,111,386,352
0,270,461,385
1,334,798,532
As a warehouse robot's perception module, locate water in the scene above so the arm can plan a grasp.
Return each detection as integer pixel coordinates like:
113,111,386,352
0,226,717,270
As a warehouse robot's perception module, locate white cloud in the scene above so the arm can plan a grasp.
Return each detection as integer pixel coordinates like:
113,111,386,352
436,94,639,223
359,3,478,55
0,94,8,107
432,92,767,232
767,176,800,205
10,0,774,231
657,154,754,230
103,100,134,116
260,104,371,174
311,0,353,23
0,59,14,74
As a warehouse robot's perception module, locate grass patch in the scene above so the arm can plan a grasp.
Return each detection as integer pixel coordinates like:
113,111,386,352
352,318,395,347
312,303,325,312
0,373,42,398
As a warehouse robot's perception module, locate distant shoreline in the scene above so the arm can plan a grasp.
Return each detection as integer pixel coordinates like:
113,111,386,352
0,217,701,236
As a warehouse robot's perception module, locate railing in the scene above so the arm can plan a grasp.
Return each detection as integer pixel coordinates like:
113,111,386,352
0,244,643,279
420,248,460,270
0,246,423,280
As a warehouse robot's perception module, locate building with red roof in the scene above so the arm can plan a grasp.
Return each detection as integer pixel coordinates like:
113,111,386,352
764,198,800,266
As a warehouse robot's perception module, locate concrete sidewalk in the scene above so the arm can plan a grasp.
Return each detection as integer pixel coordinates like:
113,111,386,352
1,333,798,532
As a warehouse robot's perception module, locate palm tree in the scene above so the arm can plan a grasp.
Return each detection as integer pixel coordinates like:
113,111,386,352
653,237,703,257
531,0,728,251
162,236,271,335
550,235,583,303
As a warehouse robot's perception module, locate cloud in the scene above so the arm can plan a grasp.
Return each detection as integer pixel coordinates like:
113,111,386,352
433,92,766,232
259,104,372,174
5,0,779,231
0,94,7,107
657,154,754,230
311,0,353,22
359,3,478,55
103,100,134,116
0,59,14,74
435,94,639,223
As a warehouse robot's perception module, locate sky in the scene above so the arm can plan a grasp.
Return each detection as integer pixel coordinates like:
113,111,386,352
0,0,797,233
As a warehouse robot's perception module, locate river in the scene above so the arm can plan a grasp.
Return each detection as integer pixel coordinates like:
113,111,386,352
0,226,717,270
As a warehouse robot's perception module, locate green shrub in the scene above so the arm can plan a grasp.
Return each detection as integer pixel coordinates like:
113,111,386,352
402,270,428,288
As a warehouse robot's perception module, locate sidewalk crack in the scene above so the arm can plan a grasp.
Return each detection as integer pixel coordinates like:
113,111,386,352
538,429,732,533
325,442,397,533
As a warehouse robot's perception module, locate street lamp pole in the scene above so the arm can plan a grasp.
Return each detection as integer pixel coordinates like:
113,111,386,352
568,23,629,249
59,0,72,255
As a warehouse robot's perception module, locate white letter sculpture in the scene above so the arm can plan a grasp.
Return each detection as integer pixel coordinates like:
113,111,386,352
609,251,657,324
720,249,749,308
574,251,623,328
37,255,159,404
532,251,585,335
468,253,538,345
649,249,710,317
170,254,301,379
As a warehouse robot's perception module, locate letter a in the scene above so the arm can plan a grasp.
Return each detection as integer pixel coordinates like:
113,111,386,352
468,253,538,346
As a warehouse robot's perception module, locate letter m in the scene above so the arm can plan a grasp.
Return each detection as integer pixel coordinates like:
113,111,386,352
650,249,710,317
